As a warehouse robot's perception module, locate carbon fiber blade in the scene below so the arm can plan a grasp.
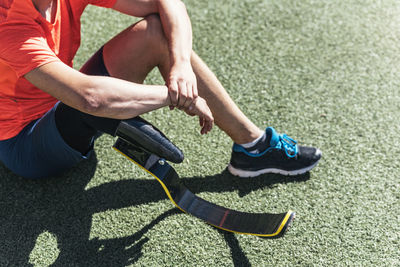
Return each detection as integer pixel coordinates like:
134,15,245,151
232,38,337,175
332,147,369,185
113,138,294,237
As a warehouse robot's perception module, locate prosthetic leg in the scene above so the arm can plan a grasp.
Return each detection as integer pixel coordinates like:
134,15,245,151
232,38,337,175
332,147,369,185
113,117,295,238
115,117,184,163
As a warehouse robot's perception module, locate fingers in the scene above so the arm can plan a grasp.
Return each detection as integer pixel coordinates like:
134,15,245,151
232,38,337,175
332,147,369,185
185,82,194,109
182,96,213,134
192,79,198,100
200,116,213,135
177,80,188,108
168,75,197,110
168,79,179,108
176,80,197,109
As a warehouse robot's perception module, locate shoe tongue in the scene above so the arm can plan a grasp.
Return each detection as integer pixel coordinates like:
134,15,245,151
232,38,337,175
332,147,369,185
266,127,280,147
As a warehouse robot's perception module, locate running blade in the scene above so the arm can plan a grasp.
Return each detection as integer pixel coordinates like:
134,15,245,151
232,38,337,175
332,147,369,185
113,138,295,238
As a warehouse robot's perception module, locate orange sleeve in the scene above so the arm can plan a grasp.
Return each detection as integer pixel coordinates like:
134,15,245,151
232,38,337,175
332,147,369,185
0,23,60,77
87,0,117,8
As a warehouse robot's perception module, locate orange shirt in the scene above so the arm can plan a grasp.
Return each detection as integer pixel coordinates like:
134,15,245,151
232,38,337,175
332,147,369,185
0,0,116,140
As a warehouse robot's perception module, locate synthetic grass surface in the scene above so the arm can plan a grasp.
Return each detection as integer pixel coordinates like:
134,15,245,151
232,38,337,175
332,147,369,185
1,0,400,266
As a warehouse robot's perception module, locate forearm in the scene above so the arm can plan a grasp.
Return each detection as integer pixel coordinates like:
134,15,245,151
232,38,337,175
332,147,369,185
86,75,171,119
25,62,171,119
157,0,192,65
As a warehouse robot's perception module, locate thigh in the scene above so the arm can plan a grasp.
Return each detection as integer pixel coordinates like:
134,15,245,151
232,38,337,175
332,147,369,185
102,15,169,83
0,103,91,179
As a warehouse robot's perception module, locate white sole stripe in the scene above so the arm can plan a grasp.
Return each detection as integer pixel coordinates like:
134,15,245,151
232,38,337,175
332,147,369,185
227,160,320,177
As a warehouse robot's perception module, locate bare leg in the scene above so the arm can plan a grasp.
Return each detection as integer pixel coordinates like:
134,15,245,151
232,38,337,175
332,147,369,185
190,52,263,144
102,15,262,144
103,15,169,84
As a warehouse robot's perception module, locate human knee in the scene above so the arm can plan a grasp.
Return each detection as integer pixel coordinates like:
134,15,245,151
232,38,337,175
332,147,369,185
144,14,163,34
142,14,168,49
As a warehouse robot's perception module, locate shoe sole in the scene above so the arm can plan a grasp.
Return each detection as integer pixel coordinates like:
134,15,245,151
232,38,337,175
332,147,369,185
227,158,321,178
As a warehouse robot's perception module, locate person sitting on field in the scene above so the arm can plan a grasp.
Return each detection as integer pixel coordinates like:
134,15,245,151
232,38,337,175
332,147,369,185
0,0,321,179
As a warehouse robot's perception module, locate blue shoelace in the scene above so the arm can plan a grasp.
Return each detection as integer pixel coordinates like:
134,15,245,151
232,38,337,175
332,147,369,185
233,131,298,158
279,134,298,158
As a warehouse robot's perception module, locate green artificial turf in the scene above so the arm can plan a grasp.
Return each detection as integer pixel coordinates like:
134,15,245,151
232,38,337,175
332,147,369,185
1,0,400,266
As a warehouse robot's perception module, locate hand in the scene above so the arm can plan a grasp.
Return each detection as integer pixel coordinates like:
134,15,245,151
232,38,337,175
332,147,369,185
167,62,198,110
184,97,214,134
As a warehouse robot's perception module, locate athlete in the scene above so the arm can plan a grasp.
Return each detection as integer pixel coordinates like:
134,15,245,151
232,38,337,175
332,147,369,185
0,0,321,179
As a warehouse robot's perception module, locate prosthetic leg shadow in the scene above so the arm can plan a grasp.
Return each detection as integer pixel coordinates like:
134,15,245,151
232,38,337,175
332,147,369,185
0,153,177,266
0,117,309,266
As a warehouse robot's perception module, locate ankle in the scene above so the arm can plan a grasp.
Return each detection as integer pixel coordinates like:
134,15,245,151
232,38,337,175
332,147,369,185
234,129,264,145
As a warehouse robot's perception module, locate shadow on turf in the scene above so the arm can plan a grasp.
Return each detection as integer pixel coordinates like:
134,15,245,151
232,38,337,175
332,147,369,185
0,153,309,266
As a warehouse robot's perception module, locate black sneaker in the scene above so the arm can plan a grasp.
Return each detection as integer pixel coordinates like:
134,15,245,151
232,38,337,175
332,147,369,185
228,127,322,177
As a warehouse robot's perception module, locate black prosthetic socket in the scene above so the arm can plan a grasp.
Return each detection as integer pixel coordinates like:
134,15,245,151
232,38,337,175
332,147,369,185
55,104,184,162
115,118,184,163
55,103,120,154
